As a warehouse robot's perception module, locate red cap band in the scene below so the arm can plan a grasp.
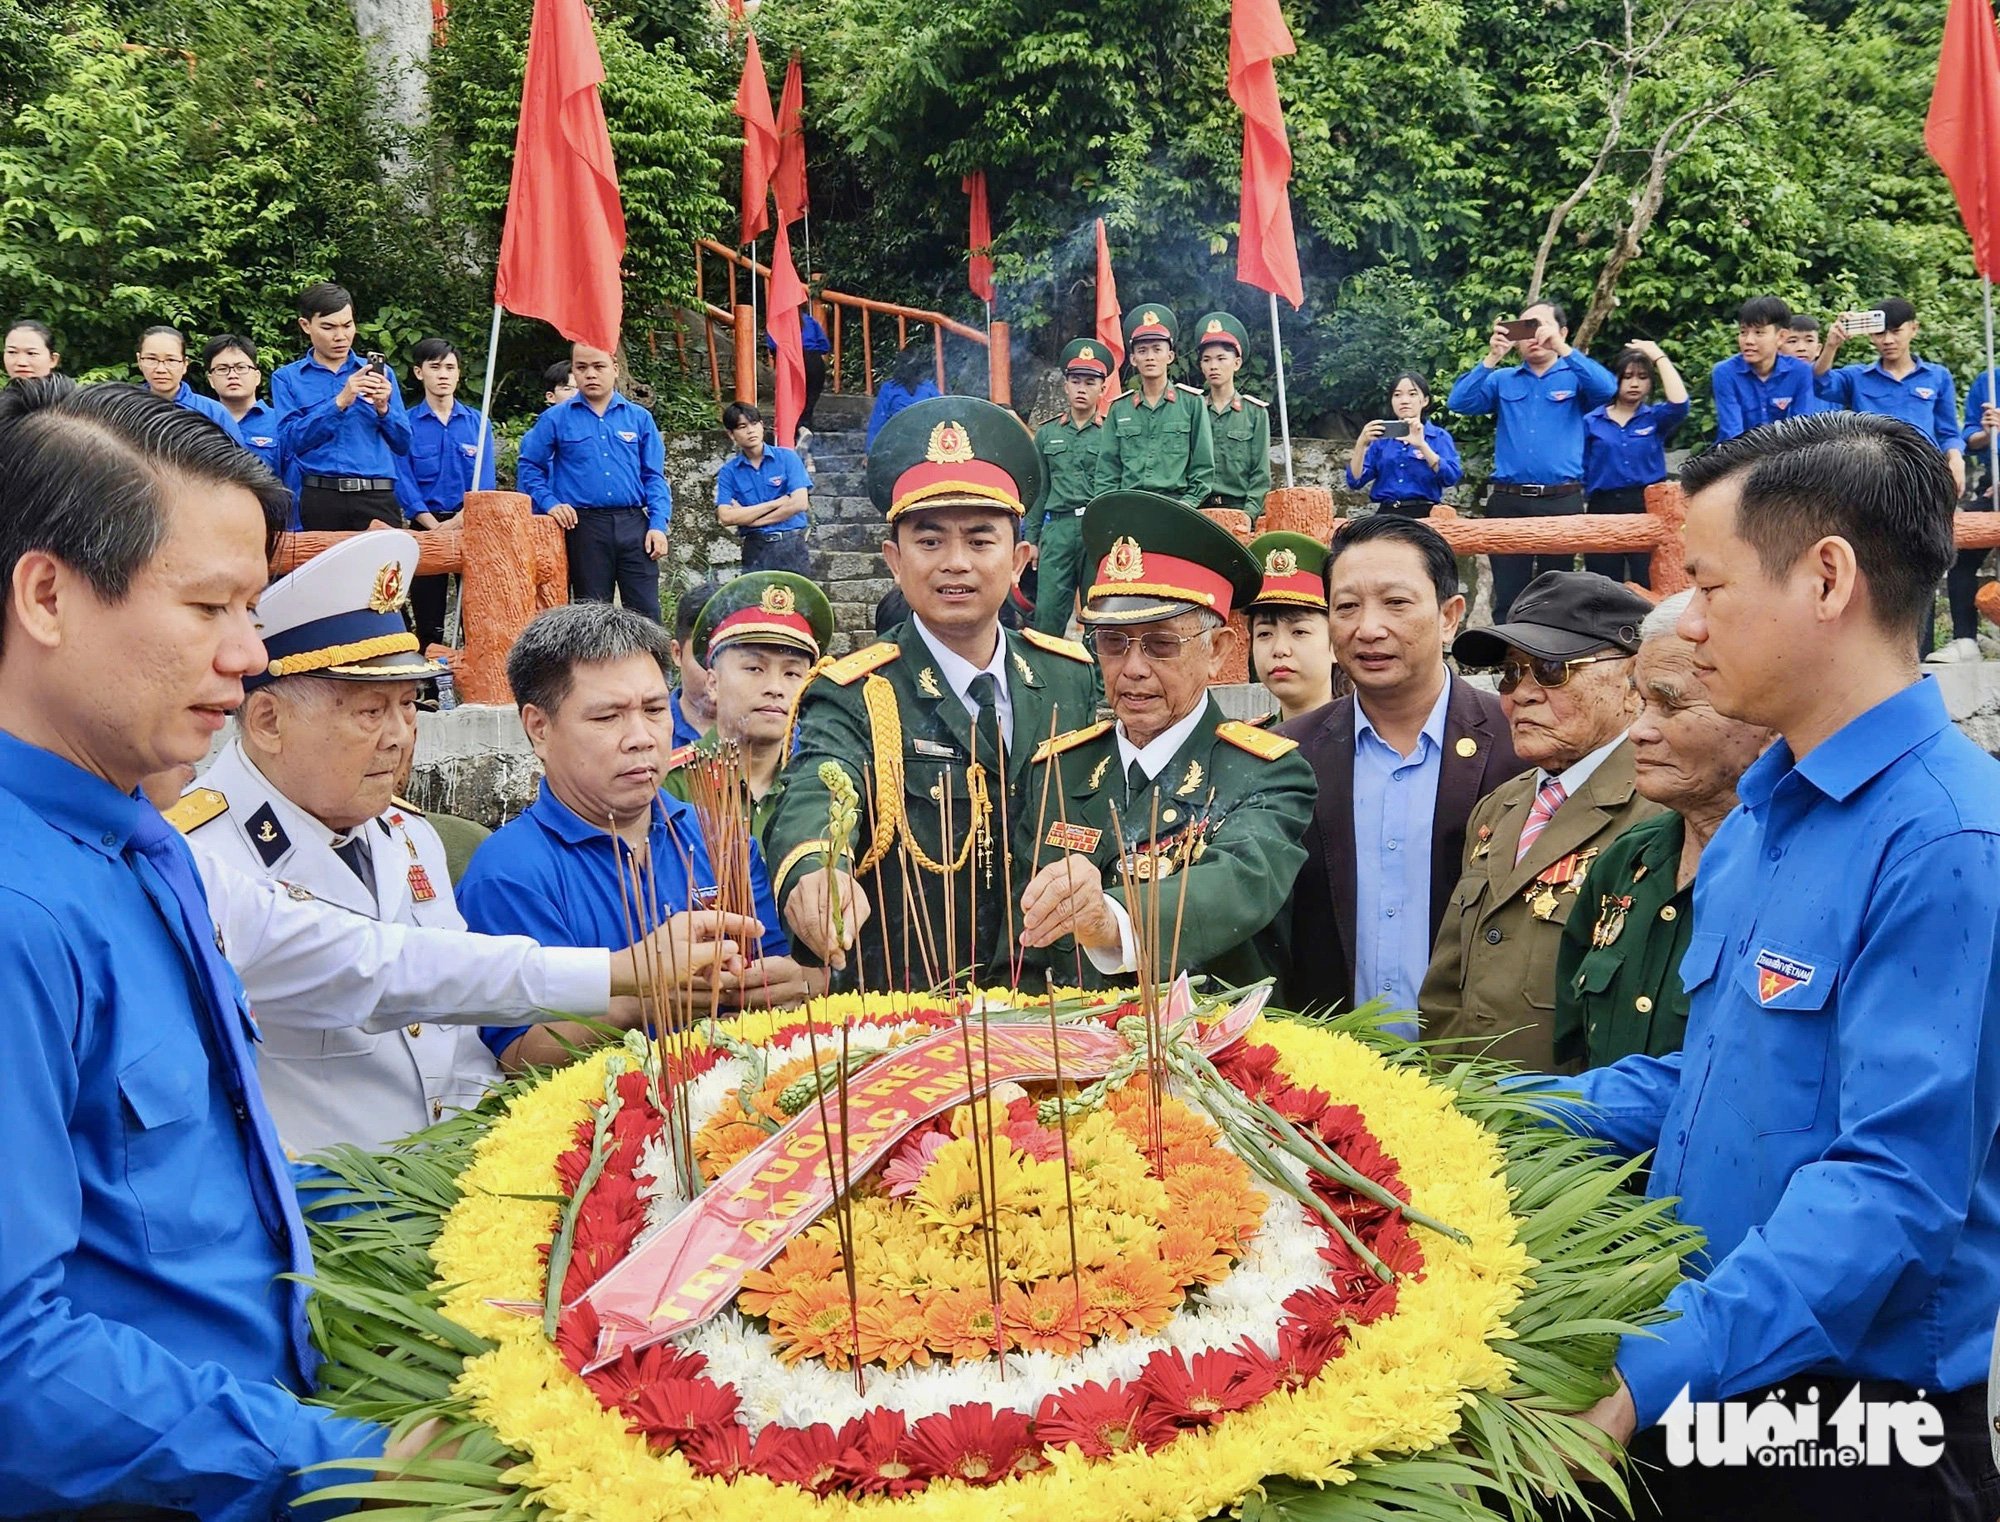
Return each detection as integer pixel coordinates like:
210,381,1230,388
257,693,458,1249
1089,549,1238,618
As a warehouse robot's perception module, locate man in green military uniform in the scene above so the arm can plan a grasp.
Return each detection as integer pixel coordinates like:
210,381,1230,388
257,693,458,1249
764,396,1102,992
1193,311,1272,523
1016,492,1315,988
1027,338,1111,637
1094,305,1214,505
664,570,833,845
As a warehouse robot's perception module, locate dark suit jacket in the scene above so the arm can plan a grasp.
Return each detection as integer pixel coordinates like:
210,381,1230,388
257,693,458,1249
1277,674,1521,1012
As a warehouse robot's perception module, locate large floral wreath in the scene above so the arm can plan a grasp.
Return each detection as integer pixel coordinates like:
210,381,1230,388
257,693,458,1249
298,992,1698,1520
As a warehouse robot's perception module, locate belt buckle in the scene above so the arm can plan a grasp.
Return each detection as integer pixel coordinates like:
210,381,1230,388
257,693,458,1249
338,477,364,493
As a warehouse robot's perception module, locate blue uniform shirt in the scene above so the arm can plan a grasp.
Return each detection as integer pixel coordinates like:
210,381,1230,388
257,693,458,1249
1351,682,1449,1037
0,732,381,1515
767,313,831,354
1817,357,1963,452
271,351,413,479
1344,421,1463,504
866,377,941,449
1961,369,2000,492
1709,353,1819,442
716,444,812,535
1549,680,2000,1427
1445,351,1618,484
231,398,284,478
460,780,787,1056
515,392,673,533
1581,399,1690,494
394,399,497,522
669,688,704,748
169,381,244,443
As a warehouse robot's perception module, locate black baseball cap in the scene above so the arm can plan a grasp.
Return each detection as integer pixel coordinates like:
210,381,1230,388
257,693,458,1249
1453,571,1652,667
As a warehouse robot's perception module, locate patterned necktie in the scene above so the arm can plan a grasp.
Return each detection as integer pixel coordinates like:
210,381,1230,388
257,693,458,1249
1515,777,1568,863
125,808,319,1382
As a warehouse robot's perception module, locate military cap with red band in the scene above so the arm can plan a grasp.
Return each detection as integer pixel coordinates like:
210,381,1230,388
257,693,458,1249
1078,490,1263,627
1193,311,1250,355
692,571,834,664
1059,337,1112,378
1123,303,1179,346
1247,530,1330,613
866,394,1046,523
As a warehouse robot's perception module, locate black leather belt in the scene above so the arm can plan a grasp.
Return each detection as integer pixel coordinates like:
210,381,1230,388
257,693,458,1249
302,474,396,492
1493,481,1581,499
745,525,807,538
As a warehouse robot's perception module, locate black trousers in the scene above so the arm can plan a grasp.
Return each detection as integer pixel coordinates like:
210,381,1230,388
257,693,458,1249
407,513,454,649
566,507,661,623
741,526,812,576
1584,483,1653,588
1947,494,1993,640
802,352,827,430
1485,485,1583,621
298,483,401,532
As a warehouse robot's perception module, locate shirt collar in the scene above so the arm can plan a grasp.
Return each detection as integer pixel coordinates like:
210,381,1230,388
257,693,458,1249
1354,676,1450,760
562,390,626,418
1743,678,1951,807
300,350,363,377
1865,356,1933,382
910,616,1010,708
1117,695,1214,777
171,381,198,405
1541,730,1628,795
528,775,697,845
0,729,154,858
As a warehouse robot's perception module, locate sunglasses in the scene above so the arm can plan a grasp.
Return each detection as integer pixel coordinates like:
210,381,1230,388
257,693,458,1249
1495,651,1625,694
1086,628,1210,664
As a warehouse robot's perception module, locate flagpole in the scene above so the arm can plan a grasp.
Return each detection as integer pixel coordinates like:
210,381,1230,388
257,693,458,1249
1267,291,1293,488
747,235,760,402
449,298,506,654
1984,277,1997,498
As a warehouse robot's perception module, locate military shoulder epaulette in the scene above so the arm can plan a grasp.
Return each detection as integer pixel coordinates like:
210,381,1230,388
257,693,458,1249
165,787,228,835
1017,627,1092,663
1241,393,1270,409
1031,719,1114,763
389,793,426,816
1176,383,1205,397
665,743,698,772
821,642,901,686
1216,719,1299,760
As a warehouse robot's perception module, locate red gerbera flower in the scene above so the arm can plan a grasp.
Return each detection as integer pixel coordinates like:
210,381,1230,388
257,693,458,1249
681,1419,753,1478
1274,1316,1349,1387
903,1402,1033,1487
1134,1346,1277,1428
554,1301,602,1374
1213,1041,1287,1099
834,1409,928,1498
1035,1380,1175,1457
750,1421,844,1495
624,1375,741,1448
581,1338,709,1411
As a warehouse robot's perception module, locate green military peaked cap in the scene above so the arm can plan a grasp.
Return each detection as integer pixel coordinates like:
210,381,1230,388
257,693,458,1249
1079,491,1263,626
1193,311,1249,355
1060,338,1113,377
1123,304,1179,347
692,571,834,664
867,394,1046,522
1246,531,1329,612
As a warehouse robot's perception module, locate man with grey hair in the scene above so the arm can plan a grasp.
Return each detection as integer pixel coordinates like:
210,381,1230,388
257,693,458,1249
459,600,803,1070
1551,589,1773,1069
1016,491,1316,987
185,531,506,1153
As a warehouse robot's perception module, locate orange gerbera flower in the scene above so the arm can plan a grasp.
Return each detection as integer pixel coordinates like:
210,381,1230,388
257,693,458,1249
737,1236,844,1317
853,1295,933,1371
1158,1222,1235,1287
767,1281,874,1369
1083,1257,1180,1337
922,1286,1007,1362
1001,1278,1087,1355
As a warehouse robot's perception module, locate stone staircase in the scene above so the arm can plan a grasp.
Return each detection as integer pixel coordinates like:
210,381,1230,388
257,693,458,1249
794,392,892,655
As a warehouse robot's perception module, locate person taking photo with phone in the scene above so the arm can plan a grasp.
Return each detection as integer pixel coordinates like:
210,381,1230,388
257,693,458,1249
272,280,413,531
1815,297,1965,497
1581,340,1689,588
1345,371,1462,517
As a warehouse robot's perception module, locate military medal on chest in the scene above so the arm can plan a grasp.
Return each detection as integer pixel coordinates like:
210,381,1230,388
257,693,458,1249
1524,848,1599,922
1590,892,1633,949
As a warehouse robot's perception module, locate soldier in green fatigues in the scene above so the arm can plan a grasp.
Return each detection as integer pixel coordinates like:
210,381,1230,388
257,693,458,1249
1093,305,1214,505
663,570,833,846
1027,338,1111,637
1192,312,1272,523
1017,492,1316,989
763,396,1102,992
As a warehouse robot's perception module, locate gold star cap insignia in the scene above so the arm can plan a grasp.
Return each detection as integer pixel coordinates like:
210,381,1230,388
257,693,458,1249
368,562,405,614
1106,536,1145,582
1206,318,1223,333
761,584,797,615
925,420,976,465
1264,548,1299,577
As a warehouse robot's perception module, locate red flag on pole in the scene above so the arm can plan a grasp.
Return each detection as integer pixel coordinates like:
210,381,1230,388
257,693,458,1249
964,171,996,304
734,33,778,245
766,221,808,448
1093,217,1124,419
1228,0,1303,308
774,50,808,228
493,0,627,354
1928,0,2000,279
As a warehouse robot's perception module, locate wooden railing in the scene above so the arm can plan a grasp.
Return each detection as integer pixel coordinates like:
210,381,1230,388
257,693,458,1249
692,238,1011,407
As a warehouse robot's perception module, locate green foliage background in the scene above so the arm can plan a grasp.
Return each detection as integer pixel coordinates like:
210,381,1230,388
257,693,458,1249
0,0,1980,433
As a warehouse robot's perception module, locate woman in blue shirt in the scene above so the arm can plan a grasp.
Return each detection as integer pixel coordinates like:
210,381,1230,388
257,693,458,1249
1582,341,1689,587
1344,371,1462,515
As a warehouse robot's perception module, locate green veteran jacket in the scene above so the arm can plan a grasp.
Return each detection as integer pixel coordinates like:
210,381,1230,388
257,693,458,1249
1025,695,1315,990
1553,809,1693,1070
762,619,1102,993
1204,393,1272,522
1094,385,1215,505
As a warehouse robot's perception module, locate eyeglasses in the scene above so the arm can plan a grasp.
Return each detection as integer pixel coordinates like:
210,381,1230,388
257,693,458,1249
1495,652,1625,694
208,362,259,377
136,354,186,367
1087,628,1211,663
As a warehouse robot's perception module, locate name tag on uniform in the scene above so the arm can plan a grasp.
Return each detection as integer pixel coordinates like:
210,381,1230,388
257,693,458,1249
1046,821,1102,853
408,863,438,903
912,738,959,758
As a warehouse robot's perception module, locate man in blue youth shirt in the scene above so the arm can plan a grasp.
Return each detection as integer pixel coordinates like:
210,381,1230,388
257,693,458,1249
1553,413,2000,1520
202,333,285,480
460,603,803,1071
1710,294,1820,444
717,400,813,576
0,380,455,1512
272,280,413,532
1815,296,1966,496
1446,298,1617,621
515,343,673,623
397,337,498,648
136,324,244,443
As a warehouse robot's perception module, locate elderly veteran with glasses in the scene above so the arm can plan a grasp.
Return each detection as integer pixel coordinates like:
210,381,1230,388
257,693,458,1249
1418,570,1661,1068
1016,491,1316,987
1553,589,1773,1070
